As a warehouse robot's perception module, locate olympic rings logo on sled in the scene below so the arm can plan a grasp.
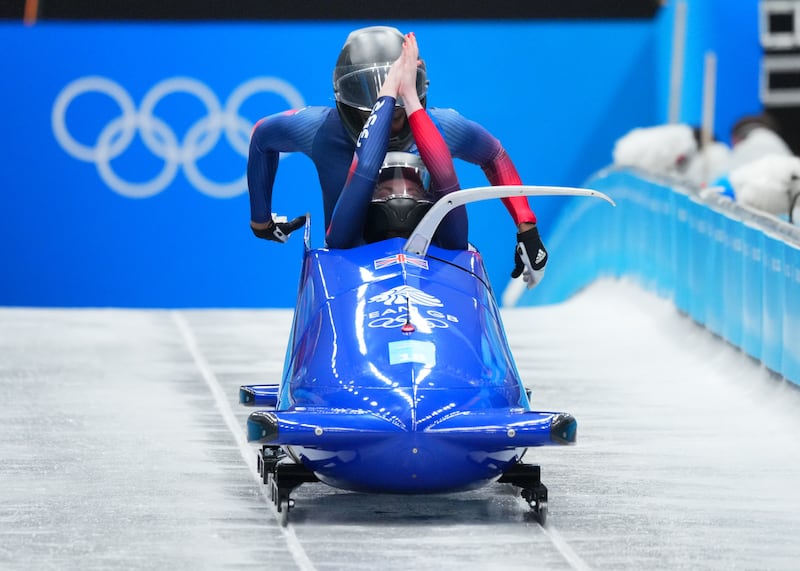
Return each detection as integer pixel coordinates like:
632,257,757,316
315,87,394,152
52,76,305,199
367,314,458,329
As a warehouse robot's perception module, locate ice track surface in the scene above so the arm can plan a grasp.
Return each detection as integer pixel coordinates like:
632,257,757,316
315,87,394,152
2,279,799,570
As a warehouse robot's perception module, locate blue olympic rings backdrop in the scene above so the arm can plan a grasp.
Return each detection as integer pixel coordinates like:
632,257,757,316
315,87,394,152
2,21,660,307
52,76,304,200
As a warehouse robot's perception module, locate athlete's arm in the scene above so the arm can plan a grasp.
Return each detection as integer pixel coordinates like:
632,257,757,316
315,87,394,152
400,34,467,250
407,109,467,249
431,107,548,288
430,107,537,229
483,147,537,230
325,96,396,249
247,108,322,228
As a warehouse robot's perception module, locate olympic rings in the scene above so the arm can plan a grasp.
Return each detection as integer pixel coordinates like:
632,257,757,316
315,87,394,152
367,316,449,329
52,76,305,199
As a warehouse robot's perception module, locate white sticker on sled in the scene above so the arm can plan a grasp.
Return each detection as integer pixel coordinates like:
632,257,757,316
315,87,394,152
388,340,436,366
368,285,442,307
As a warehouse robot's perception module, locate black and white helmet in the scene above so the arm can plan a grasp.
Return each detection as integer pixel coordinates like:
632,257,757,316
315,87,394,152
333,26,428,150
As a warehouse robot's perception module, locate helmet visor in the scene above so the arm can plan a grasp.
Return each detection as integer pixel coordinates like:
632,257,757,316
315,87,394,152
334,64,428,111
373,152,432,201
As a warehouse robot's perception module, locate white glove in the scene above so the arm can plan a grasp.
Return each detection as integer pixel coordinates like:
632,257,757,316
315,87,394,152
511,226,548,290
521,266,546,289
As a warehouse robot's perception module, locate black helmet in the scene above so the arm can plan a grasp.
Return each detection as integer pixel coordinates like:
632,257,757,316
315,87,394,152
333,26,428,150
363,152,433,243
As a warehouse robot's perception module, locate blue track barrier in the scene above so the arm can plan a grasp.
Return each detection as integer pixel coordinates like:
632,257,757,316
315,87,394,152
784,242,800,381
513,168,800,388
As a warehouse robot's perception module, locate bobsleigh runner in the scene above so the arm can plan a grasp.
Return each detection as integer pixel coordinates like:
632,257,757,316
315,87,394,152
240,185,614,526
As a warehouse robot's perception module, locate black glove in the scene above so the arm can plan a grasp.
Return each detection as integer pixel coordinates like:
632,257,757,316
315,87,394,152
511,225,548,289
251,215,307,243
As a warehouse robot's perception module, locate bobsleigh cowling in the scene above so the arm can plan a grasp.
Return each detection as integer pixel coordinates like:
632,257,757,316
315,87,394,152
241,186,614,525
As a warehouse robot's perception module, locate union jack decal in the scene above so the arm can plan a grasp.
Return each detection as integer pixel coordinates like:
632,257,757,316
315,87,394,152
373,253,429,270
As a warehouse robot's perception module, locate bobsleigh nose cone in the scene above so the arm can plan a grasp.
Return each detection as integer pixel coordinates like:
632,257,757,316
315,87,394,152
550,413,577,444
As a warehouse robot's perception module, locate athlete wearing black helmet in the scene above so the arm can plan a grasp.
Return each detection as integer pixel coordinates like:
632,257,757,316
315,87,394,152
248,26,548,288
326,34,466,249
333,26,428,151
363,152,434,243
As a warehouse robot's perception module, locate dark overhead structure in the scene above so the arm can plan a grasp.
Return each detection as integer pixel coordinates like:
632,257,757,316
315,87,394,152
760,0,800,155
3,0,662,21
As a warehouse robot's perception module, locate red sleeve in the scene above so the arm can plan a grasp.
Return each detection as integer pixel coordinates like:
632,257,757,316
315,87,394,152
407,109,468,250
482,148,537,225
408,109,459,195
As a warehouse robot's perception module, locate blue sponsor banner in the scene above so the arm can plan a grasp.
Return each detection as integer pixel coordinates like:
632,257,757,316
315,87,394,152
672,190,692,315
782,243,800,381
652,181,674,299
721,212,744,349
687,197,709,325
704,207,726,338
761,233,785,374
0,21,655,307
741,222,764,361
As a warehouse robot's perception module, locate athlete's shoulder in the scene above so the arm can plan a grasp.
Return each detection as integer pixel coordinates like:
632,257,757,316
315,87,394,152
254,106,336,133
428,106,489,132
258,105,334,126
428,106,465,122
428,106,500,161
250,106,339,153
294,105,337,118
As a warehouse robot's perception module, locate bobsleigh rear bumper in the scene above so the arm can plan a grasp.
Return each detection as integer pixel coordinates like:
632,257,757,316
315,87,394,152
247,409,577,447
247,409,575,493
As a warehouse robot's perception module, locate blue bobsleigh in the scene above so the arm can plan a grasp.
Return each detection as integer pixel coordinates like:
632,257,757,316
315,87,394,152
240,185,614,525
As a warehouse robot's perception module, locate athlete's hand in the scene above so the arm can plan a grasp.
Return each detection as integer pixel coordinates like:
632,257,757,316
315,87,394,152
378,44,405,99
511,225,548,289
250,215,306,243
399,33,423,114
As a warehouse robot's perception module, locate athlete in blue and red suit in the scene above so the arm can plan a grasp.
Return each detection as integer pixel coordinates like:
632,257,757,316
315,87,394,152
247,26,548,287
325,31,466,250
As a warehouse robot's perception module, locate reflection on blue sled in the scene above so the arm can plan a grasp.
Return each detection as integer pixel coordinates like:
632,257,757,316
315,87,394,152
240,185,614,526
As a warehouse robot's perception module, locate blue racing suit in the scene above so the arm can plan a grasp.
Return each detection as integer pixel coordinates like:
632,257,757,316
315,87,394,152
325,96,466,249
247,106,537,230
